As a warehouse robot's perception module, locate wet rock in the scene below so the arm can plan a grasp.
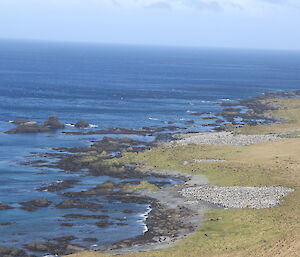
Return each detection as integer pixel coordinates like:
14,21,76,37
215,119,225,124
185,120,195,124
24,241,57,252
83,238,97,242
0,202,13,210
202,116,216,120
61,180,117,197
222,107,242,113
75,120,90,128
115,222,128,226
0,222,15,226
53,236,77,243
116,218,127,221
62,127,154,136
60,223,74,227
56,199,104,211
63,214,109,219
220,102,239,107
151,181,172,187
44,114,65,129
24,241,85,255
5,122,51,134
20,198,52,211
95,221,113,227
0,245,29,257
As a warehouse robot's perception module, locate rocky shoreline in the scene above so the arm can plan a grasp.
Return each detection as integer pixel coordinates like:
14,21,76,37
1,91,298,257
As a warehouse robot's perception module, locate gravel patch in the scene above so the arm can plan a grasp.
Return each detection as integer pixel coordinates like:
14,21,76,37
181,185,294,209
170,132,280,146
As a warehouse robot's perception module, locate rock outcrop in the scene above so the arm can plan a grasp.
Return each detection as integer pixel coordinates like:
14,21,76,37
20,198,52,211
0,202,13,210
74,120,90,128
5,115,65,134
44,114,65,129
0,245,29,257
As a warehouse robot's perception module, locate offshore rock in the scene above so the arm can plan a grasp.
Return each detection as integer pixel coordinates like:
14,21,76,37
5,122,51,134
0,202,13,210
5,115,65,133
20,198,52,211
74,120,90,128
44,114,65,129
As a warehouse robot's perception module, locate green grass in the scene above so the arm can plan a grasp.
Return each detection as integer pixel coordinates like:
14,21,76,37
66,97,300,257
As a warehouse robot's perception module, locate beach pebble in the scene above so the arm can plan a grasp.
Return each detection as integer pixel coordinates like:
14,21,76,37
181,185,294,209
169,131,280,146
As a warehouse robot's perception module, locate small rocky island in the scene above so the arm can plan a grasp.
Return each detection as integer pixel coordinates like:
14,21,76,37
5,115,93,134
5,115,65,134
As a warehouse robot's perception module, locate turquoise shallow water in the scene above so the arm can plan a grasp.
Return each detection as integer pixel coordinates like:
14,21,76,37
0,40,300,254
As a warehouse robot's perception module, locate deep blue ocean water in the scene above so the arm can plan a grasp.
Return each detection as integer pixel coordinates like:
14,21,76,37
0,39,300,254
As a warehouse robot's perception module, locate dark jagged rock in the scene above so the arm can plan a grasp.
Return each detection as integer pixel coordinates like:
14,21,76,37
202,116,217,120
53,236,77,243
0,245,29,257
185,120,195,124
44,115,65,129
95,221,113,227
107,202,196,251
74,120,90,128
115,222,128,226
56,199,104,211
20,198,52,211
0,222,15,226
0,202,13,210
60,223,74,227
63,214,109,219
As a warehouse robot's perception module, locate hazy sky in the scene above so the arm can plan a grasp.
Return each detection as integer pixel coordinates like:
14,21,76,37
0,0,299,50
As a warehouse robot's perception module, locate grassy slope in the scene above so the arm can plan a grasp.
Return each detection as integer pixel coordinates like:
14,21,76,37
66,98,300,257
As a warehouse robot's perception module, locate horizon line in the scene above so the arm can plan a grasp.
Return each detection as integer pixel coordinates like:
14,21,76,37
1,37,300,53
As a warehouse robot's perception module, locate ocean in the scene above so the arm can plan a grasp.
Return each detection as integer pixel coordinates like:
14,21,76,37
0,39,300,254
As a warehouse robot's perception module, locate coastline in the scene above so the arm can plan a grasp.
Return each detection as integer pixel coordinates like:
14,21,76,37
1,91,299,257
101,170,209,254
63,91,300,257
